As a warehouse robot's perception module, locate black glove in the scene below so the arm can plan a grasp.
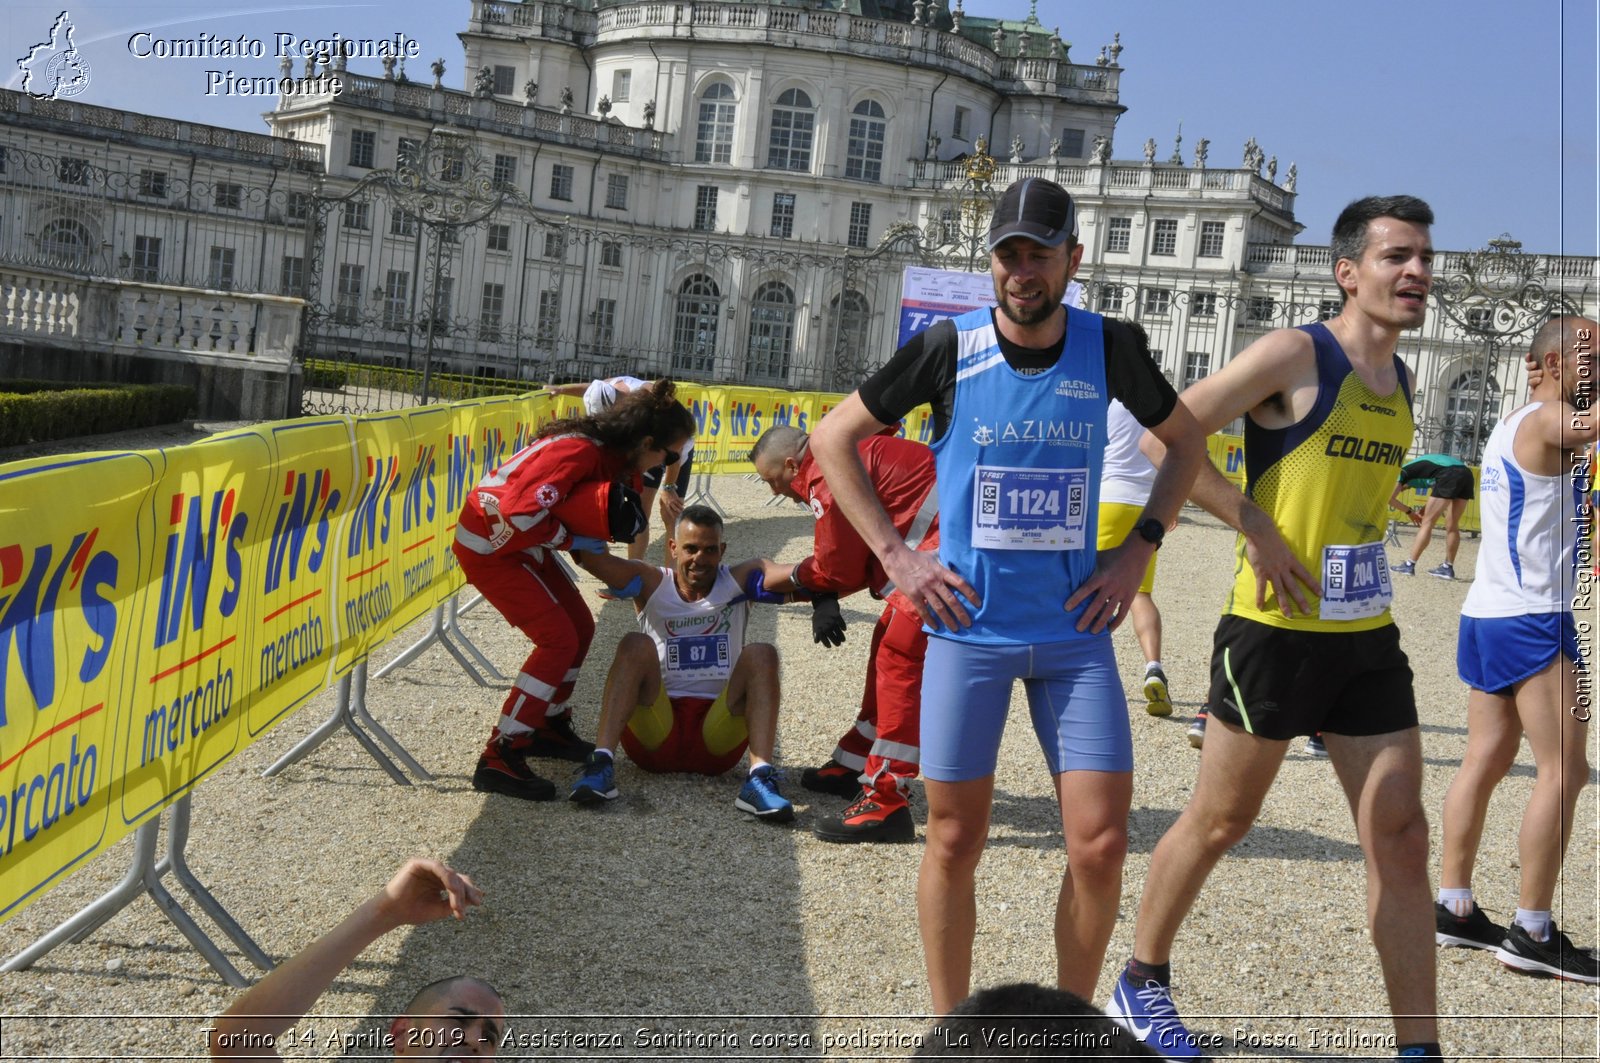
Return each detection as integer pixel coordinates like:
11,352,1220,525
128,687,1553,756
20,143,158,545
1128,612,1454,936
811,593,846,647
607,482,647,542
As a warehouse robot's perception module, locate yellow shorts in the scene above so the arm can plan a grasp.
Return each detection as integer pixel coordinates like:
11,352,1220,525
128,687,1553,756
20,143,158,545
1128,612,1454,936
620,686,748,775
1096,501,1158,596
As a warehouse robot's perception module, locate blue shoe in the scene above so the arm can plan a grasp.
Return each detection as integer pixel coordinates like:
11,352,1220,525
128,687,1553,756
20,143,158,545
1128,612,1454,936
735,765,794,823
1392,559,1416,576
569,751,617,805
1107,971,1210,1060
1428,562,1456,581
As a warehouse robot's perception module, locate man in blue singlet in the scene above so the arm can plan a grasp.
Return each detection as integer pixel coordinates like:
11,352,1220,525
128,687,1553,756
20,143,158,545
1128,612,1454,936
810,178,1207,1016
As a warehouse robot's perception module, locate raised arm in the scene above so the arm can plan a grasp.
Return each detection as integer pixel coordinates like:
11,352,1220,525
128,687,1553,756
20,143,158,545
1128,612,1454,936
210,859,483,1059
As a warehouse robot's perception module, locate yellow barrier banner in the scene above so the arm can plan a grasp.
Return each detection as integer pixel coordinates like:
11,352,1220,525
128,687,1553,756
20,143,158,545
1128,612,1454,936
690,387,734,473
336,415,410,673
0,451,157,920
247,418,355,738
720,387,777,470
120,432,271,827
1207,433,1247,490
391,405,456,631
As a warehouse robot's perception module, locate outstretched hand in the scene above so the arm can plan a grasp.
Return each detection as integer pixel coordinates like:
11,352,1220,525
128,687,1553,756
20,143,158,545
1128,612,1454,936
373,858,484,931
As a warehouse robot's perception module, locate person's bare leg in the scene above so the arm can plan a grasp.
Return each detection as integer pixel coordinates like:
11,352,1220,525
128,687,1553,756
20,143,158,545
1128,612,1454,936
1510,656,1591,911
726,642,781,768
1130,592,1162,666
593,633,660,750
1443,498,1467,565
1408,497,1447,565
1439,688,1519,890
627,485,659,561
1323,728,1437,1047
919,776,994,1016
1052,770,1132,1000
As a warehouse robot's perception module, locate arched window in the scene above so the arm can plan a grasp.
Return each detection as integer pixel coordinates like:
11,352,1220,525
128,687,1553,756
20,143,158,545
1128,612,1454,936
828,289,870,362
1445,368,1500,461
845,100,886,182
746,281,795,384
766,88,814,172
39,218,92,267
673,274,721,375
695,83,737,165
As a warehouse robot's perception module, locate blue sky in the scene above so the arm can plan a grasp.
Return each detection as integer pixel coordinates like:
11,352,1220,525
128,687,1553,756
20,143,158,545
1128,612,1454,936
6,0,1596,257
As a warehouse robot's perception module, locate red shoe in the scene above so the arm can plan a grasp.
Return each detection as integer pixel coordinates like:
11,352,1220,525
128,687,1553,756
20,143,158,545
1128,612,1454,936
813,779,915,844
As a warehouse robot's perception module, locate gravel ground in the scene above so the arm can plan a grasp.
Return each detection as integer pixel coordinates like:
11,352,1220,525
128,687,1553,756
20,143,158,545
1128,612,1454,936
1,468,1596,1062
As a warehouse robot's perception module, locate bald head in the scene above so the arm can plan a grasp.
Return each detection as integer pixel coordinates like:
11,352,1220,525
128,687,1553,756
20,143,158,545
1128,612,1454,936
751,425,810,502
393,976,504,1058
1528,314,1598,407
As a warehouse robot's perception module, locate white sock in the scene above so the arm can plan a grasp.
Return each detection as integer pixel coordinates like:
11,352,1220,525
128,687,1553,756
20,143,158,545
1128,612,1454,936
1437,887,1474,918
1145,660,1163,674
1514,908,1552,941
593,747,613,762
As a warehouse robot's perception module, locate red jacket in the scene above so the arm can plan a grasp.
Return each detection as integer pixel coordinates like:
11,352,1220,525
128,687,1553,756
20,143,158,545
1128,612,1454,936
792,434,939,601
455,433,637,557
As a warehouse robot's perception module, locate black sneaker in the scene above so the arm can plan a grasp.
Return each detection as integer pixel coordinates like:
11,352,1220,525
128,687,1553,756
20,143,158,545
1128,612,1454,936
1435,902,1506,951
472,741,557,801
813,783,915,844
800,758,863,798
524,715,595,762
1496,922,1599,983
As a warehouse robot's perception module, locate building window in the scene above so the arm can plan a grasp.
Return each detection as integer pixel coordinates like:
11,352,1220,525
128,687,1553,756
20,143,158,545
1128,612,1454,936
1319,299,1341,321
696,82,737,164
1191,291,1217,317
1183,351,1211,389
746,281,795,384
57,156,90,185
673,274,721,374
492,64,515,96
612,69,631,102
1445,370,1500,461
214,182,243,210
348,130,375,168
549,163,574,201
335,264,365,325
138,169,167,198
536,289,561,347
605,173,629,210
426,276,453,335
493,154,518,189
601,240,623,267
543,231,566,260
207,246,236,289
397,137,421,170
953,106,969,141
847,202,872,249
1142,288,1172,316
479,283,506,341
828,289,870,367
389,207,419,238
280,255,304,295
592,297,617,351
39,219,90,265
1198,221,1225,258
1096,283,1125,314
1060,128,1086,158
694,185,719,231
1106,217,1132,253
383,270,411,330
766,88,815,172
286,191,312,222
1248,296,1276,324
131,236,161,282
342,200,370,231
771,192,795,238
845,100,886,183
486,223,511,252
1151,218,1178,256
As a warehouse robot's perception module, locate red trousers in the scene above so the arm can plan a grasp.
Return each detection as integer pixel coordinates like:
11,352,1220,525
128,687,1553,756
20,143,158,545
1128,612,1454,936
833,604,926,788
454,543,593,741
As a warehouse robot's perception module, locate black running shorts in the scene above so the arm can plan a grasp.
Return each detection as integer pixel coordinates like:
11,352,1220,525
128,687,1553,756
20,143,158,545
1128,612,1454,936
1206,615,1418,740
1430,465,1475,501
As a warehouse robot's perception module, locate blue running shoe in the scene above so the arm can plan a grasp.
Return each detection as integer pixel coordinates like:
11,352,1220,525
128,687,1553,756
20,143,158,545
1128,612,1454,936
735,765,795,823
1106,971,1210,1060
569,751,617,805
1392,559,1416,576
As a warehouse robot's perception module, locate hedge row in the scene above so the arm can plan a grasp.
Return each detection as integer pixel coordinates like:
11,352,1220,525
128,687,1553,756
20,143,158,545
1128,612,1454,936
0,384,196,448
302,359,529,402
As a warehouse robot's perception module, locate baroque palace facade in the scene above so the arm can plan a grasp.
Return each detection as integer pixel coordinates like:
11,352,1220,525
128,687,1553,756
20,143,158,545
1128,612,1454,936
1,0,1594,455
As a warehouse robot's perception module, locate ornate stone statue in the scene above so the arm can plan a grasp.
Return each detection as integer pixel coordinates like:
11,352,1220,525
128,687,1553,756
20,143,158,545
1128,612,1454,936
1010,134,1024,163
524,80,539,106
951,0,964,32
559,86,574,113
381,54,396,80
1242,136,1258,168
1109,32,1123,64
1169,130,1183,165
431,58,446,90
1049,136,1061,160
396,57,408,83
1143,137,1157,164
643,98,656,128
1285,162,1298,192
926,132,941,158
597,94,612,118
474,66,494,97
992,25,1005,52
1096,45,1109,67
1090,134,1111,164
303,53,316,79
1194,137,1209,169
281,53,294,80
1266,155,1278,182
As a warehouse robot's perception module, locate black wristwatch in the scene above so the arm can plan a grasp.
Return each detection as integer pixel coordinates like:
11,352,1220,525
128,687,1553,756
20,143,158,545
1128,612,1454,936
1135,518,1165,550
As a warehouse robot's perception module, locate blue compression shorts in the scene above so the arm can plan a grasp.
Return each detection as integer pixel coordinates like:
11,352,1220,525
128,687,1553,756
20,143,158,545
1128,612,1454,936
1458,612,1583,695
918,634,1132,782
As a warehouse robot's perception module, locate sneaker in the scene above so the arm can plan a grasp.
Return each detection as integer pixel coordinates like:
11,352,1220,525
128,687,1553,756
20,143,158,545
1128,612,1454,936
800,758,863,798
1106,971,1210,1060
1143,666,1174,718
525,715,595,762
1495,922,1599,983
1434,902,1507,952
569,751,618,806
1428,562,1456,581
1305,734,1329,758
472,740,557,801
1186,714,1206,749
735,765,795,823
1392,559,1416,576
814,782,915,843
